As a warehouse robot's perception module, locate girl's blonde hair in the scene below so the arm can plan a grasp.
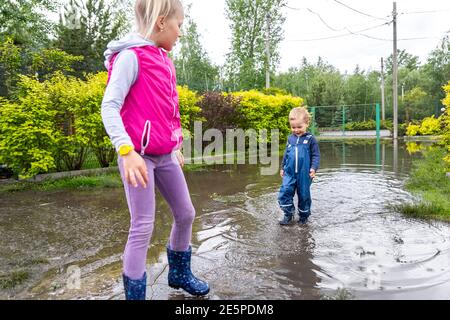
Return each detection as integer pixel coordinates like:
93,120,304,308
135,0,183,38
289,107,311,124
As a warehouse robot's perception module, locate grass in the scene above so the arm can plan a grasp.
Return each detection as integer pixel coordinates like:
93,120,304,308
398,147,450,222
0,173,123,193
395,202,448,221
0,271,30,289
0,163,212,193
321,288,355,300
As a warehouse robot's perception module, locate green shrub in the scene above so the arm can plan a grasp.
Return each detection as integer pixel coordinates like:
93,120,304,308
0,76,62,179
231,90,304,141
199,91,242,133
419,116,442,136
441,82,450,168
406,123,421,136
177,85,203,133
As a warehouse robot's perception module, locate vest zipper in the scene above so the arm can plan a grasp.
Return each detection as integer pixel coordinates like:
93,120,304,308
295,136,300,174
159,49,177,121
140,120,151,156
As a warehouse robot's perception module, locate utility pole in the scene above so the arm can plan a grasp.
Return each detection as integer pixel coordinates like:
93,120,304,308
381,57,386,121
265,13,271,89
392,2,399,140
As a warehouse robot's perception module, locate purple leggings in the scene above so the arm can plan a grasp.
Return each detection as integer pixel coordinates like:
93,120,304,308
119,153,195,280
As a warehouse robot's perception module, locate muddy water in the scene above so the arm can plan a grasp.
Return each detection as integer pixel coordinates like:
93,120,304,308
0,140,449,300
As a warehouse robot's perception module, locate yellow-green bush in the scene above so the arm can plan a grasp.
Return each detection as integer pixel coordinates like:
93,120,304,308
230,90,304,141
441,82,450,167
75,72,115,168
406,124,421,136
177,85,203,133
1,78,304,177
0,76,62,179
406,116,442,137
0,72,113,178
419,116,442,136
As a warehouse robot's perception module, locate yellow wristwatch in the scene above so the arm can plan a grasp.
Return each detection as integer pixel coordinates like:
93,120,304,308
119,145,134,156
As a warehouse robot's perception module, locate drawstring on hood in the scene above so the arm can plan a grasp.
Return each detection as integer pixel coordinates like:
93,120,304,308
104,33,155,69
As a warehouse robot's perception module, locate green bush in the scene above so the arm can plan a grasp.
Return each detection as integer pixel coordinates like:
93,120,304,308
419,116,442,136
0,76,62,179
0,72,115,178
406,123,421,136
344,119,393,131
0,80,305,178
76,72,116,168
441,82,450,168
177,85,203,133
199,91,242,133
231,90,304,141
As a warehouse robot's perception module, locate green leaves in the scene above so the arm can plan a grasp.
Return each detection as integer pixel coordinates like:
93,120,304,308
173,11,219,93
54,0,130,77
0,72,111,178
225,0,286,90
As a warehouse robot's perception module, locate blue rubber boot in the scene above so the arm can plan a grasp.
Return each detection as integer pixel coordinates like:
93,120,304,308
279,213,293,226
167,246,210,296
122,272,147,300
298,217,308,225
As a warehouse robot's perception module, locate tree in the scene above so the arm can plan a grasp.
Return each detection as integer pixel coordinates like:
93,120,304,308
386,49,420,74
54,0,130,77
31,49,84,81
0,37,21,96
225,0,286,90
173,7,219,92
0,0,59,47
403,87,428,123
423,35,450,112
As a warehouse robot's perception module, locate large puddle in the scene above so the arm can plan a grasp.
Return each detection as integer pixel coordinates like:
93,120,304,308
1,140,449,300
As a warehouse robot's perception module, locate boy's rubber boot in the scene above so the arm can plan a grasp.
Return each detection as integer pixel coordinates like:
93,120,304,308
123,272,147,300
279,214,294,225
167,246,210,296
298,209,310,225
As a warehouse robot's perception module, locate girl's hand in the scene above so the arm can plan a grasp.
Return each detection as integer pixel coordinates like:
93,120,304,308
122,151,149,188
280,170,285,178
175,150,185,167
309,169,316,179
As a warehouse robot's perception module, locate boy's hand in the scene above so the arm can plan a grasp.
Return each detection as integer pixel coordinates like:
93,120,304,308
309,169,316,179
280,169,284,178
122,151,149,188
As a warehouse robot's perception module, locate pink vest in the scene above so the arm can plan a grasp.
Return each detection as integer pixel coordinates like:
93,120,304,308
108,46,183,156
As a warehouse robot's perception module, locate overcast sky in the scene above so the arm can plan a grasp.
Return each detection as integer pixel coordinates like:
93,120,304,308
185,0,450,74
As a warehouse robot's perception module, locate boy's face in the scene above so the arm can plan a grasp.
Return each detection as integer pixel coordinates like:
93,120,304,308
290,119,308,136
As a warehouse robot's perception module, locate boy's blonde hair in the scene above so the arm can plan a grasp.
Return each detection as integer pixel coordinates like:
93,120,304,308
135,0,183,39
289,107,311,124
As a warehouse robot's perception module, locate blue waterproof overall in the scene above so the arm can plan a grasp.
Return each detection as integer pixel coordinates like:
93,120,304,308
278,133,320,222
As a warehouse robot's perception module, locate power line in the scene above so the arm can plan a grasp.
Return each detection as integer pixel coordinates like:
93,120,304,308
284,4,392,33
400,9,450,15
286,22,390,42
344,27,391,41
306,8,340,32
283,5,340,32
332,0,390,21
284,3,447,43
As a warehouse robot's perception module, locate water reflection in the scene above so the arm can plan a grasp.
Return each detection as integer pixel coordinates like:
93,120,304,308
1,140,448,300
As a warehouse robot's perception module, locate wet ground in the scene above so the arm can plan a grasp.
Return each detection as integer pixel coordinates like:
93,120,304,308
0,140,449,300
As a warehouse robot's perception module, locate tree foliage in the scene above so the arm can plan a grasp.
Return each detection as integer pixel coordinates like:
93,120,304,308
54,0,130,77
225,0,286,90
173,7,219,92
